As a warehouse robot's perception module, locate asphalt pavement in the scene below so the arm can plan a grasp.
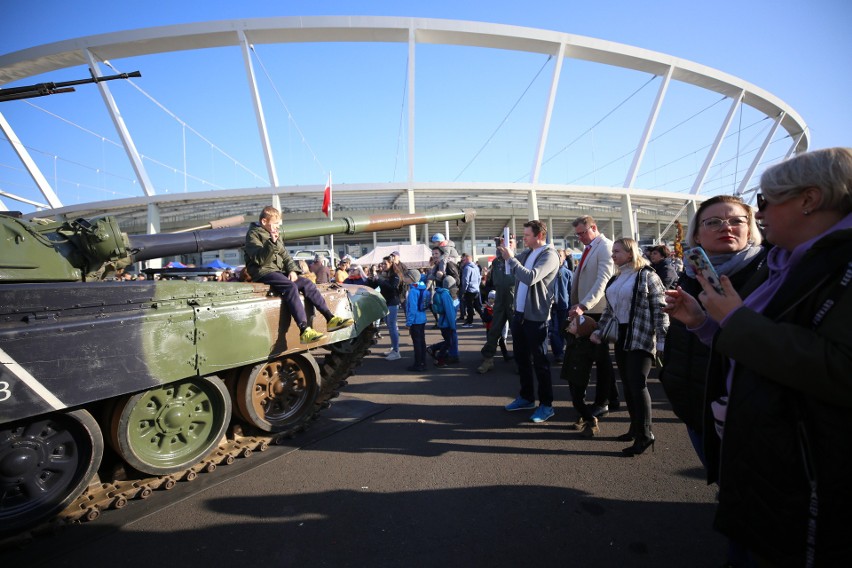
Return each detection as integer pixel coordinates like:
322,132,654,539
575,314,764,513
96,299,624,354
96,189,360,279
6,322,726,568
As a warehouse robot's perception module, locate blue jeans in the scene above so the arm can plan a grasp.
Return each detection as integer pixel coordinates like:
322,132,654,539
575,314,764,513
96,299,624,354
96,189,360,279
386,304,400,351
511,312,552,406
548,306,568,357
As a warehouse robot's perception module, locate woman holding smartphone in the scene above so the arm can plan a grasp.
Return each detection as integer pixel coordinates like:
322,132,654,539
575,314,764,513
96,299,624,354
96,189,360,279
590,237,668,454
664,148,852,566
659,195,766,467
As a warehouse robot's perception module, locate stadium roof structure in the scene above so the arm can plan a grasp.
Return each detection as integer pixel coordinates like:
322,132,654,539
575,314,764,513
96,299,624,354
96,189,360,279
0,16,808,253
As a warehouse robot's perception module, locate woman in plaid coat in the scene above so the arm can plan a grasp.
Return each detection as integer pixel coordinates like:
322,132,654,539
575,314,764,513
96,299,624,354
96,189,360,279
592,237,668,455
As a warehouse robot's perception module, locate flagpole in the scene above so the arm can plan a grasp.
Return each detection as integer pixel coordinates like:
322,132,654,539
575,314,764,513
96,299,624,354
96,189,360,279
327,172,334,262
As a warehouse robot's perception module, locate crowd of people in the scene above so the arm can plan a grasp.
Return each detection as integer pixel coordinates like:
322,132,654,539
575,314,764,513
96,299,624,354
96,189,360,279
138,147,846,567
353,147,852,567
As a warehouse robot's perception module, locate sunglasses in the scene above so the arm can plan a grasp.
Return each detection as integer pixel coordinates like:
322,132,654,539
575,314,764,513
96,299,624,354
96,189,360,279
756,193,768,211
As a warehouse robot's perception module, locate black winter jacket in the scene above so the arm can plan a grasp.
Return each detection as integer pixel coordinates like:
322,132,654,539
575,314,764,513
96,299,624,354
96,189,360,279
659,249,767,434
708,229,852,567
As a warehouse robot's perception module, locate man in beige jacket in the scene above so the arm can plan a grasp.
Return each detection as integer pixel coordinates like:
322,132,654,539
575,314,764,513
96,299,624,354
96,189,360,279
562,215,620,436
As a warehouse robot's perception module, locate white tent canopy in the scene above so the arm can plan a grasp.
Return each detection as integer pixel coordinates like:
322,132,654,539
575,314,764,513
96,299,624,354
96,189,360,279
353,244,433,269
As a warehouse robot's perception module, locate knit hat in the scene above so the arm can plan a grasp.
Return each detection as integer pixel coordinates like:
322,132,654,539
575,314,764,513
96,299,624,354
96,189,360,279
442,276,456,289
487,290,496,300
406,268,421,282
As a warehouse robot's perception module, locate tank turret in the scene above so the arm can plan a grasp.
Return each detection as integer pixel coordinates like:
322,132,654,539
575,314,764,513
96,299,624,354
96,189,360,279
0,207,475,536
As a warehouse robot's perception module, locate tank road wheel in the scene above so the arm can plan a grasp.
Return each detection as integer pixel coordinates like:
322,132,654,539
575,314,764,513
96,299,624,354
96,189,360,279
0,410,103,535
234,353,320,432
109,376,231,476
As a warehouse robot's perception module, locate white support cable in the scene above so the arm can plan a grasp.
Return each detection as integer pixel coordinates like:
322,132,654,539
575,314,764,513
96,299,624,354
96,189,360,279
522,75,658,183
24,100,124,148
248,43,325,179
102,61,267,184
454,53,554,182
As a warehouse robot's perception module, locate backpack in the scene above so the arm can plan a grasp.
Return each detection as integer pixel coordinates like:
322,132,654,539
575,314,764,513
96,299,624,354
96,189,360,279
444,261,460,283
417,288,432,312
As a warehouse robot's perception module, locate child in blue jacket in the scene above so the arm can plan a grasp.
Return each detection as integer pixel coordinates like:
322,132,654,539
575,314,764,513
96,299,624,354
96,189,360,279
404,269,430,372
428,276,459,367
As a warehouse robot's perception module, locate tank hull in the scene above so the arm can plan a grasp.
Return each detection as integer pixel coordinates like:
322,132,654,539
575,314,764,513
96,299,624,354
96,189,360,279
0,281,385,424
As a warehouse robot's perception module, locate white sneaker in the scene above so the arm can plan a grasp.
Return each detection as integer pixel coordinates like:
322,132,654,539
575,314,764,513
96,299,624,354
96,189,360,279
383,348,395,356
385,350,401,361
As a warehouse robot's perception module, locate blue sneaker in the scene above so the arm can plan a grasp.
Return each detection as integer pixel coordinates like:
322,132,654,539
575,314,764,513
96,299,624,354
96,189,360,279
504,397,535,411
530,405,555,423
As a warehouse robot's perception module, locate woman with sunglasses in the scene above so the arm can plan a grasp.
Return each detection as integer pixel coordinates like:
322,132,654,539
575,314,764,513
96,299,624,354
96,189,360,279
659,195,766,468
665,147,852,566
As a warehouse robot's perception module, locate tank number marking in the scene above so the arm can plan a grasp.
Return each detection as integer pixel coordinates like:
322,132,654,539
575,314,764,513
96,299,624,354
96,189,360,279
0,381,10,402
0,347,66,409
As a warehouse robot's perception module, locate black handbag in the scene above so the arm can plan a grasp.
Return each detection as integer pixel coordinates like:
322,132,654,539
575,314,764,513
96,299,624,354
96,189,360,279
599,316,619,343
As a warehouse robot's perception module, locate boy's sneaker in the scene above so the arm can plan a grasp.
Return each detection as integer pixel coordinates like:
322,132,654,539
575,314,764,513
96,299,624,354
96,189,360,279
300,327,324,344
504,397,535,412
461,323,474,328
530,405,555,423
385,350,401,361
327,316,354,331
426,346,438,360
435,359,448,368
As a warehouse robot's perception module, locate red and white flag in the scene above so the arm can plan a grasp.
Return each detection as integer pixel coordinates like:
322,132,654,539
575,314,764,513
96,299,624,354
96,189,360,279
321,173,332,218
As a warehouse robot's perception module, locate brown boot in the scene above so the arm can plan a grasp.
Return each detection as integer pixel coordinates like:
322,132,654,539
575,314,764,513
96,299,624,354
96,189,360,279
476,357,494,374
581,416,599,437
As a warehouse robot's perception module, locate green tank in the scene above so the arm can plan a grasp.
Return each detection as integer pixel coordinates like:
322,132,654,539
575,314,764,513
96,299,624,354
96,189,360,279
0,208,474,535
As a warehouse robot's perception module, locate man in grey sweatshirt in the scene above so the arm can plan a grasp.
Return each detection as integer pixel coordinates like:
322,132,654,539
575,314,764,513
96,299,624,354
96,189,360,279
499,220,560,423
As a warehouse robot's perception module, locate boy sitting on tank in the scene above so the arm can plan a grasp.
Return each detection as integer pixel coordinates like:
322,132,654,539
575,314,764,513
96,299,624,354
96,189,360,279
244,206,353,343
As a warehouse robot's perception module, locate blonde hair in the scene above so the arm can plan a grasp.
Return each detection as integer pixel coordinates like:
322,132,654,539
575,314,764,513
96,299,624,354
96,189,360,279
613,237,649,271
688,195,762,248
260,205,281,221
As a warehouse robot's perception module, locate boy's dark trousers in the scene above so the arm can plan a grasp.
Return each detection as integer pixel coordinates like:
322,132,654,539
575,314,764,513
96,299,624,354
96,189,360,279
409,323,426,366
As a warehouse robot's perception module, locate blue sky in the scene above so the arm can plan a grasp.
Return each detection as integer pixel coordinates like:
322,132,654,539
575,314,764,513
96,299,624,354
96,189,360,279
0,0,849,212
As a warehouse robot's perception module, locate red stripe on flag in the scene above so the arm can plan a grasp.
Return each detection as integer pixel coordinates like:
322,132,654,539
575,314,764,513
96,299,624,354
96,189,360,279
321,182,331,217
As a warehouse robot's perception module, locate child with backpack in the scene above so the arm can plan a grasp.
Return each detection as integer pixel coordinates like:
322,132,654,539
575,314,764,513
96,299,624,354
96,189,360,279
428,276,459,367
404,269,430,372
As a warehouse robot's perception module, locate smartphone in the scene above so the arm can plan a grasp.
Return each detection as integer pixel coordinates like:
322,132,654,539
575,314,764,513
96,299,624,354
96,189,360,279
684,247,724,295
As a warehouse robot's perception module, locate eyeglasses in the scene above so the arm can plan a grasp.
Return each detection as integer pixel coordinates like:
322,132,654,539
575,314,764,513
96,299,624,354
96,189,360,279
700,216,749,231
575,227,592,237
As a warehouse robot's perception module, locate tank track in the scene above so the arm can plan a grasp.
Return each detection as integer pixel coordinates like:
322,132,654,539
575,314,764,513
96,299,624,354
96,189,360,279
1,326,378,547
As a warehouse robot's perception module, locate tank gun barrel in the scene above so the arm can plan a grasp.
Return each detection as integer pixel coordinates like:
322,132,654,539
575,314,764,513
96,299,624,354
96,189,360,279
0,70,142,102
128,208,475,263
